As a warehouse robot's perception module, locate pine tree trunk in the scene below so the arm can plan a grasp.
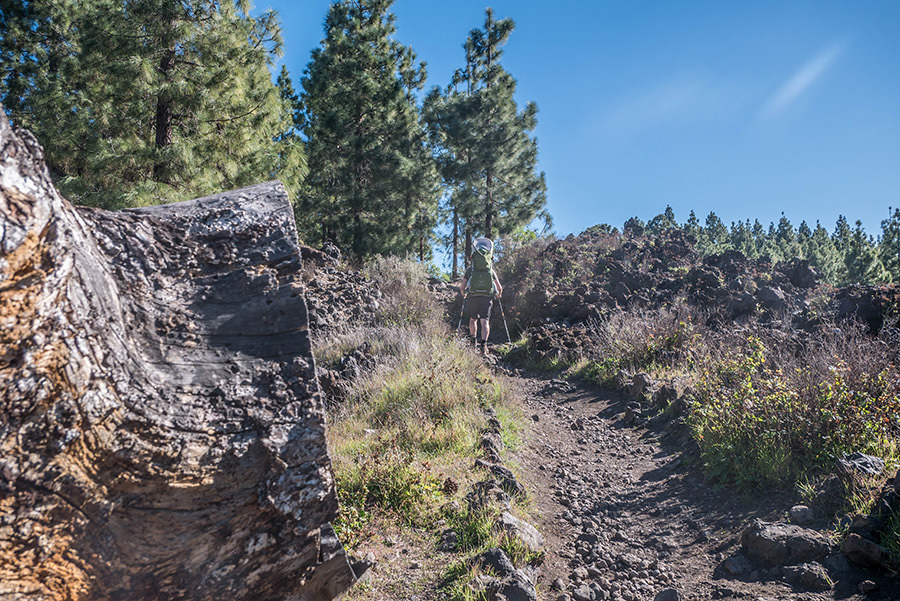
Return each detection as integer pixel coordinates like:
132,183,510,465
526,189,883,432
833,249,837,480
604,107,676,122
451,208,459,280
0,113,358,601
153,46,176,183
464,227,473,269
485,172,494,239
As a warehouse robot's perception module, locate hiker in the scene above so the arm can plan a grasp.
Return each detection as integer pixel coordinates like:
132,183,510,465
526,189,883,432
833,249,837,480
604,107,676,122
459,237,503,353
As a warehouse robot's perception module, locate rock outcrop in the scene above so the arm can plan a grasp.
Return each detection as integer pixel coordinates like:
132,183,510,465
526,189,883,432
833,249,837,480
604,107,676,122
0,111,355,599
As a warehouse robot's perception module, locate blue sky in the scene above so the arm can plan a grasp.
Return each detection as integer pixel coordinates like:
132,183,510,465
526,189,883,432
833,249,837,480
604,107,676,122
257,0,900,239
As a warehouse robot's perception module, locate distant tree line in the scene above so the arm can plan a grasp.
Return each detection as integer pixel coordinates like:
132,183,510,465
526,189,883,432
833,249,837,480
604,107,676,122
1,0,548,269
590,206,900,286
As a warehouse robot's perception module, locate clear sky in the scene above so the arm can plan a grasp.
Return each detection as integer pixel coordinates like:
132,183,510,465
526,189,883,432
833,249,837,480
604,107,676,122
256,0,900,239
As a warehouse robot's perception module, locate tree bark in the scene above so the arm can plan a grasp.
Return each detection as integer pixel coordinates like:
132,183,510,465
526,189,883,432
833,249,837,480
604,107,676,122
451,208,459,280
153,44,176,183
0,110,357,601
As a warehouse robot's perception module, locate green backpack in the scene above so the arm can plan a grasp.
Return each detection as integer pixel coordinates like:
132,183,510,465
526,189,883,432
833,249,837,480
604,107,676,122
468,239,495,295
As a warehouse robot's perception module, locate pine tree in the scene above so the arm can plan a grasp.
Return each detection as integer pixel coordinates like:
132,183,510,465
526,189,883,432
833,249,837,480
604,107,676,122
424,7,547,270
1,0,304,208
833,215,852,254
683,210,702,239
750,220,767,257
773,213,801,261
300,0,438,260
647,205,677,235
797,220,813,254
879,207,900,281
729,220,757,258
807,221,844,285
701,212,729,254
845,220,890,284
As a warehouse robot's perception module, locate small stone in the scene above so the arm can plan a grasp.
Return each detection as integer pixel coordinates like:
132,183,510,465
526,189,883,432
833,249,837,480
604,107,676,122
572,566,589,581
438,529,458,552
550,578,566,591
790,505,814,525
572,584,594,601
654,588,680,601
723,555,751,576
858,579,877,593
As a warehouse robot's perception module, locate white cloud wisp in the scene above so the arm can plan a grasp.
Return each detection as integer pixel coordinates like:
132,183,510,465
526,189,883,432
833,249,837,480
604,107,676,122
760,42,845,119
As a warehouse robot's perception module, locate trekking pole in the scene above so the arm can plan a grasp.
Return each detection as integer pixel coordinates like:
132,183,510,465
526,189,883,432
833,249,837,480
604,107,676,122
457,294,468,331
496,296,511,343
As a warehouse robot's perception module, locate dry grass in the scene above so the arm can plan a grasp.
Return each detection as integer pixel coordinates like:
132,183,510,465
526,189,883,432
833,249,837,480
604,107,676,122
315,257,528,600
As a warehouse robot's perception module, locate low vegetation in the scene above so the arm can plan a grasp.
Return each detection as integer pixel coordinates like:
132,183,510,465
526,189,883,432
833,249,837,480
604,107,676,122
498,228,900,559
315,257,531,598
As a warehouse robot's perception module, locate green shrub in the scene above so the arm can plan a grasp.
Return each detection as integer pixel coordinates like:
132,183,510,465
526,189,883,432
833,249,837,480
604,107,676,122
365,255,435,326
334,444,444,534
882,511,900,567
688,333,900,488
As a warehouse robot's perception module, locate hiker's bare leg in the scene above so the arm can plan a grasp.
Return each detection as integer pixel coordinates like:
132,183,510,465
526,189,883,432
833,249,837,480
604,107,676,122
469,318,478,338
479,318,490,342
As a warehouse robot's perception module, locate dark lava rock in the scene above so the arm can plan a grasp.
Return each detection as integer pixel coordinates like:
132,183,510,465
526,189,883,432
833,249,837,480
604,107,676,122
741,520,830,567
836,452,885,478
842,533,889,569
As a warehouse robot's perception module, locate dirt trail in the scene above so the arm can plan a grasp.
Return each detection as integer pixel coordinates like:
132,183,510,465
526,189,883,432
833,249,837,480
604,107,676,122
505,371,883,601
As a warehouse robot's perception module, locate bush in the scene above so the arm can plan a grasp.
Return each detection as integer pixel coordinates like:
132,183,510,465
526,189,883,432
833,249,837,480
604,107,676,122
569,305,696,386
365,255,435,326
688,327,900,488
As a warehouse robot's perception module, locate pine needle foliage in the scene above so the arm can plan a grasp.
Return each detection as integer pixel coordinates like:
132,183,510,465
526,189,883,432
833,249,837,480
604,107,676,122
423,9,549,274
1,0,305,208
298,0,439,261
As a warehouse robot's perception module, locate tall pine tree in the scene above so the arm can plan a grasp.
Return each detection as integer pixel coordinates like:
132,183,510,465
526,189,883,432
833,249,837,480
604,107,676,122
1,0,304,208
424,8,547,274
299,0,438,260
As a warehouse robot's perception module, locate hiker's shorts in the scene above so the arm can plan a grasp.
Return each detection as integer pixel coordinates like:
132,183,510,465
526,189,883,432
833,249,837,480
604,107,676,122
468,296,493,319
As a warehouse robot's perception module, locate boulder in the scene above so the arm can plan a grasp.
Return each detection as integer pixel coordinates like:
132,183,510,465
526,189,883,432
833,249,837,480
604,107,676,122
836,452,885,478
741,520,830,567
780,258,818,289
728,291,758,317
629,373,653,400
756,286,787,311
472,548,538,601
782,562,832,591
842,533,889,569
789,505,815,526
475,460,527,498
0,110,354,601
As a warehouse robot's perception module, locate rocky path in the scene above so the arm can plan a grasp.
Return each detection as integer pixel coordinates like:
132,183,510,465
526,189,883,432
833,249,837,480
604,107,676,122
507,372,890,601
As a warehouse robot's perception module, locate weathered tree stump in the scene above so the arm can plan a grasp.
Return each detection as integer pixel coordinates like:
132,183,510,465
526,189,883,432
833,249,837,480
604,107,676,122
0,110,356,600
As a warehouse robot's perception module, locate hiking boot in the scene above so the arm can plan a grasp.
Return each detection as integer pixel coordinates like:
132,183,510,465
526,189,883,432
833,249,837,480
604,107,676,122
478,340,487,355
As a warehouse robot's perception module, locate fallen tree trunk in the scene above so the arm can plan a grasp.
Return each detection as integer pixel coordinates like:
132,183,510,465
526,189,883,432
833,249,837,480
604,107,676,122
0,110,357,600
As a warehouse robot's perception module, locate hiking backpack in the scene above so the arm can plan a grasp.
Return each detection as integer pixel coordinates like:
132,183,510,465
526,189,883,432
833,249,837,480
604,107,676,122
468,238,495,295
